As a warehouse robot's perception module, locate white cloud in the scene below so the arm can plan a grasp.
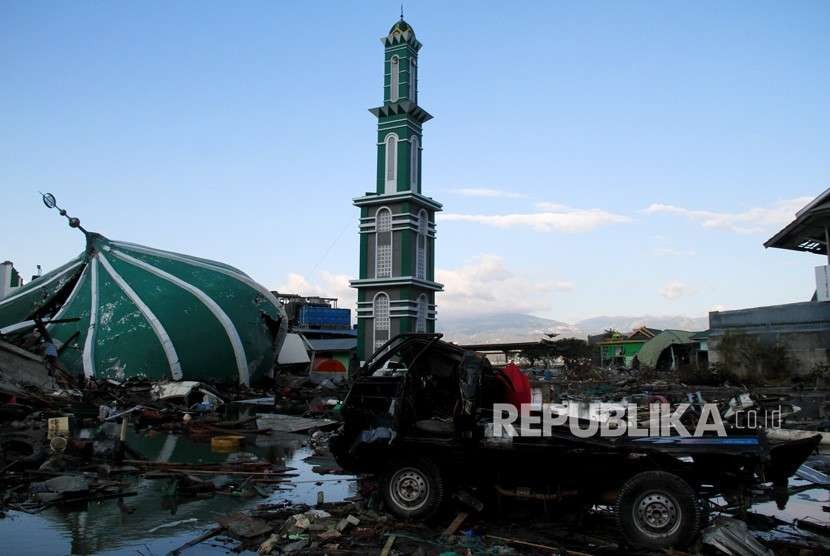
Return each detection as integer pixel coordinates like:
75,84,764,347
552,281,575,291
534,202,571,211
448,187,526,199
660,281,696,300
276,271,356,319
436,254,573,317
643,197,812,234
440,203,630,233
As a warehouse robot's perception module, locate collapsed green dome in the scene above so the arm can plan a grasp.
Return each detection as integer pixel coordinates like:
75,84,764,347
0,232,287,385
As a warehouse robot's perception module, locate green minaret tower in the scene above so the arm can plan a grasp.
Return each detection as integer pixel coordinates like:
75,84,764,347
351,18,443,361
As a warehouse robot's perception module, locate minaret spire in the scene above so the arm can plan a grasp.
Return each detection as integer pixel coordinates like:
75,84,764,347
41,192,88,235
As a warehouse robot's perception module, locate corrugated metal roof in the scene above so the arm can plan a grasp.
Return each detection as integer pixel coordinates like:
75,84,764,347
278,333,310,365
303,338,357,352
690,330,709,341
293,328,356,337
637,330,698,368
764,188,830,255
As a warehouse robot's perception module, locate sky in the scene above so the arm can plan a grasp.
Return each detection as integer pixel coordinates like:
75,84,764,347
1,1,828,324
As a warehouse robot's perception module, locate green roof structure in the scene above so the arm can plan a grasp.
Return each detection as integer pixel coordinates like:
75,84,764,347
636,329,699,368
0,201,286,385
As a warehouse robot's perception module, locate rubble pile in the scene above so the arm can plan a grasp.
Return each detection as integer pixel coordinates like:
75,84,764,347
0,332,828,554
0,370,341,523
171,498,618,555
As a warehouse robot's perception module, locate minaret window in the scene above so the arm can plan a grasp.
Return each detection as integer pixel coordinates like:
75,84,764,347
416,209,427,279
373,292,391,349
416,294,427,332
390,56,400,101
410,136,419,191
409,58,417,102
384,133,398,193
376,207,392,278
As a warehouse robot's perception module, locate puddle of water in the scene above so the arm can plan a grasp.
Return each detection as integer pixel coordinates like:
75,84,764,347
750,481,830,523
4,415,827,555
0,422,356,555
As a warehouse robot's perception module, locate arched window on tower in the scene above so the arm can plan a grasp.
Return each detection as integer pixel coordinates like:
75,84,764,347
375,207,392,278
385,134,397,193
416,209,427,280
409,57,417,102
374,292,391,349
390,56,399,101
416,294,427,333
410,136,419,192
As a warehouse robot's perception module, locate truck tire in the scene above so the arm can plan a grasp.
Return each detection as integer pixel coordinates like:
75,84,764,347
616,470,700,550
381,458,445,519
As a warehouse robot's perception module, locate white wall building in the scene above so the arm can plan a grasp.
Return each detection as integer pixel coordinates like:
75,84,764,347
0,261,23,300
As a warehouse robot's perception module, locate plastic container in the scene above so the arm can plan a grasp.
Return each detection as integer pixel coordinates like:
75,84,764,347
211,435,245,452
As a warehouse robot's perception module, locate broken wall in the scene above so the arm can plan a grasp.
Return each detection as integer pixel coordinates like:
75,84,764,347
708,300,830,377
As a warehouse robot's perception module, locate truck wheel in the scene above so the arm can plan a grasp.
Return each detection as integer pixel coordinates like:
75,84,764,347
616,471,700,550
382,458,445,519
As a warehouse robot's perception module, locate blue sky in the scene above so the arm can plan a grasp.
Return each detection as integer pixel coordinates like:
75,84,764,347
1,1,828,323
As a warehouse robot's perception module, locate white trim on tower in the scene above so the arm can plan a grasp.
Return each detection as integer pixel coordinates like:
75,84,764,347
410,135,419,191
389,55,400,101
373,291,391,350
384,133,398,193
375,207,393,279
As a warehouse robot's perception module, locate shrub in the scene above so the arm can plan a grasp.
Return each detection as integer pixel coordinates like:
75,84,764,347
715,332,793,383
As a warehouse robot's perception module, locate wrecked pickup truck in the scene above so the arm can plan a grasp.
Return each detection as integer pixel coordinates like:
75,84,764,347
331,333,821,550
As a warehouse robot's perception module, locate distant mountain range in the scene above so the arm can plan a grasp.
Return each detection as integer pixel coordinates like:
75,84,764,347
439,312,709,344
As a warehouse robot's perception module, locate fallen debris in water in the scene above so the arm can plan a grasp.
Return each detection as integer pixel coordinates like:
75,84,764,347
255,413,338,434
796,464,830,486
1,315,829,555
701,517,775,556
147,517,198,533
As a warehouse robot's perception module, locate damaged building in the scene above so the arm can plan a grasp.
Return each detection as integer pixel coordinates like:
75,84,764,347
596,326,660,367
709,188,830,377
0,260,24,299
274,292,356,380
0,199,288,386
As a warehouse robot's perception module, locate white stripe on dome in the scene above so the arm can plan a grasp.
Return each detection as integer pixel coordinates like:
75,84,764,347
98,253,183,380
109,241,281,309
110,249,250,385
110,241,249,277
82,257,99,378
46,266,88,332
0,260,83,307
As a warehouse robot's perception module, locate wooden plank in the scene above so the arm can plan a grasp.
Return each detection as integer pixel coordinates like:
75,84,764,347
169,525,225,555
0,339,42,362
442,512,468,537
486,534,594,555
152,468,294,477
380,534,396,556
